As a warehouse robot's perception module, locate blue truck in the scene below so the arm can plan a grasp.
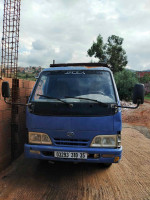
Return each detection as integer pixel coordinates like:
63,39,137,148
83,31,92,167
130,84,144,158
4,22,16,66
2,63,144,167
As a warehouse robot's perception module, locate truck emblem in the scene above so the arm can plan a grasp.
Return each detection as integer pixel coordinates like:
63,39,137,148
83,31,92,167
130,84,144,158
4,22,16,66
66,132,74,137
64,71,85,75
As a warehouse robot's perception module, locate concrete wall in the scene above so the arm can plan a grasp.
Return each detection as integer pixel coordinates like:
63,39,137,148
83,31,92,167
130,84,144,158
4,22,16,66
137,71,150,78
0,78,35,172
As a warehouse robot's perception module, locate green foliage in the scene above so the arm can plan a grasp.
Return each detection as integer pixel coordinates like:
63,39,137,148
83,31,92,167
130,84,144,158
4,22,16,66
114,70,138,100
145,93,150,100
139,73,150,84
87,34,128,73
87,35,107,62
17,72,36,81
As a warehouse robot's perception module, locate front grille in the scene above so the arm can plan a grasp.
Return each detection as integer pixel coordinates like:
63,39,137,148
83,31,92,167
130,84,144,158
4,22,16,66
53,138,89,147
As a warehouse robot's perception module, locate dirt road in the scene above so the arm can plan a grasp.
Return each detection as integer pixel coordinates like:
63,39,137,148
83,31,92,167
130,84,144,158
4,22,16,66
0,126,149,200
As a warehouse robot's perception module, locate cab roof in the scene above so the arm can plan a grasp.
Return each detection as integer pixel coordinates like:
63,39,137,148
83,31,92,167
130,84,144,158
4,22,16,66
43,62,112,72
50,62,109,68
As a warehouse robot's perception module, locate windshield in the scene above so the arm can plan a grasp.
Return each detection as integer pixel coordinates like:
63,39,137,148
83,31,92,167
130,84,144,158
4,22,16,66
31,70,116,104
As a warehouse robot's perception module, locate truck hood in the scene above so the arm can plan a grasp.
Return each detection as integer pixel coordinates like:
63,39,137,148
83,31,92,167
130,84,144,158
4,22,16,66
27,112,122,133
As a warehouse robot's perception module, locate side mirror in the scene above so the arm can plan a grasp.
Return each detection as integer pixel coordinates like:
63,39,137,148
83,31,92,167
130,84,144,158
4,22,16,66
2,81,10,98
2,82,28,107
133,83,144,104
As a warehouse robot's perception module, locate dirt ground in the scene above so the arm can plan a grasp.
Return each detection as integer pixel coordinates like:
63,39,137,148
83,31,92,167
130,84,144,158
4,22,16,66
122,100,150,129
0,102,150,200
122,100,150,139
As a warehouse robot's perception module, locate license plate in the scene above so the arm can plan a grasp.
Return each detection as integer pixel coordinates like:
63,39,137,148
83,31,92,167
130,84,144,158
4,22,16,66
54,151,87,159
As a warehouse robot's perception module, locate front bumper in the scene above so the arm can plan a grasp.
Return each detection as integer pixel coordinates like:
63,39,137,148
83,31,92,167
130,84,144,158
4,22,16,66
24,144,122,163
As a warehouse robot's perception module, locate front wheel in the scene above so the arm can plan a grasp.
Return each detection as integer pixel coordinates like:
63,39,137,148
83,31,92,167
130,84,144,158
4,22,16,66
38,159,48,164
102,163,112,168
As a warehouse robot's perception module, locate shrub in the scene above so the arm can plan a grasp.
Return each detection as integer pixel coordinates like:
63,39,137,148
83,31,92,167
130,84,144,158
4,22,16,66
114,69,138,101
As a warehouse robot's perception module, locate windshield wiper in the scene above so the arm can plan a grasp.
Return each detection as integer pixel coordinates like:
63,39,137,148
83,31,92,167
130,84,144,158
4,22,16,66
37,94,70,105
64,96,108,106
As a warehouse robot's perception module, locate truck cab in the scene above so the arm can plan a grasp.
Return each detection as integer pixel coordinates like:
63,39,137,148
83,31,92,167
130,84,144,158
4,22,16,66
24,63,122,167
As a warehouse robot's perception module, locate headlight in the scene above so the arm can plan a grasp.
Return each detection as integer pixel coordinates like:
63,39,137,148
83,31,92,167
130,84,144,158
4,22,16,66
91,135,117,147
117,134,121,147
29,132,52,145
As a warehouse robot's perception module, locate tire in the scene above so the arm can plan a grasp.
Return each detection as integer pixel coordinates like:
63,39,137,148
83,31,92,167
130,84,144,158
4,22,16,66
101,163,112,168
38,159,48,164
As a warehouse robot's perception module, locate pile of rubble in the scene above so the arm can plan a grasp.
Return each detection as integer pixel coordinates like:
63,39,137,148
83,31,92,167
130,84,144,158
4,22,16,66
120,101,134,111
121,101,134,107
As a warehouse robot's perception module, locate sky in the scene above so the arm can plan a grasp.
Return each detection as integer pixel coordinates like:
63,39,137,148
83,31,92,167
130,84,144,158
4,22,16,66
0,0,150,71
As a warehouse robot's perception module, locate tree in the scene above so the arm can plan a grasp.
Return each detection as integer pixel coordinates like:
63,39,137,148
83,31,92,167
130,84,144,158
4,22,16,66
139,73,150,84
114,69,138,100
87,34,128,73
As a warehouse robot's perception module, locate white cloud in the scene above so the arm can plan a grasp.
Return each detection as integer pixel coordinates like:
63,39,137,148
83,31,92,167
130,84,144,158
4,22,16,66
0,0,150,71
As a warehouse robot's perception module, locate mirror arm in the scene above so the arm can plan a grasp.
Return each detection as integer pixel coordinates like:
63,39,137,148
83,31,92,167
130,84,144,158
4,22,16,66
4,97,12,105
4,97,31,107
117,103,139,109
116,100,141,110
